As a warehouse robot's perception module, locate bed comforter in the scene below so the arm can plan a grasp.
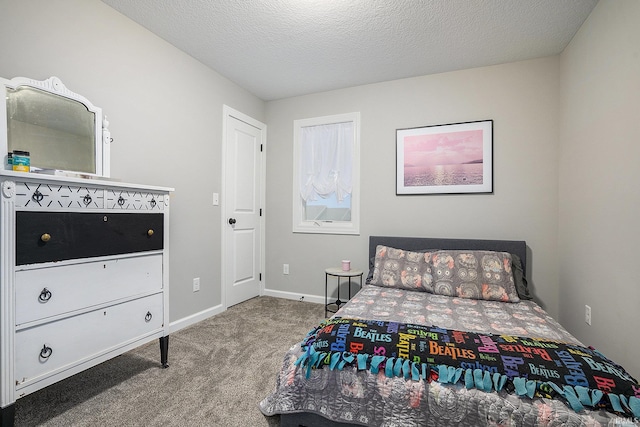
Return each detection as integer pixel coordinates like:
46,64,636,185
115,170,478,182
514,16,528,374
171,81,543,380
260,285,640,426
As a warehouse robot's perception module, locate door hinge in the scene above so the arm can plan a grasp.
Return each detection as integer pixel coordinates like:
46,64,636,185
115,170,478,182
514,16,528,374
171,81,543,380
259,273,262,281
260,144,263,152
260,208,262,216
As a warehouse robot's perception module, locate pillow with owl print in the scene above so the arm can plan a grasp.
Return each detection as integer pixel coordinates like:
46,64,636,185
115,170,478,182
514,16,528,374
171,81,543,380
369,245,435,292
429,250,520,303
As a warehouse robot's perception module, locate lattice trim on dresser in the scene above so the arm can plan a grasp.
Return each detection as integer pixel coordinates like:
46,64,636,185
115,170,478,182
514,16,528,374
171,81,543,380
15,182,164,210
105,189,164,210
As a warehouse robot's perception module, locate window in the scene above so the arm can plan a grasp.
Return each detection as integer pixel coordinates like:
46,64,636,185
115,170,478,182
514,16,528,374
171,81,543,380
293,112,360,234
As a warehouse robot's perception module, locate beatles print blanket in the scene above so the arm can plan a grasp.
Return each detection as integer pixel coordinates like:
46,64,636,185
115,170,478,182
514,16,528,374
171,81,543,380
295,317,640,418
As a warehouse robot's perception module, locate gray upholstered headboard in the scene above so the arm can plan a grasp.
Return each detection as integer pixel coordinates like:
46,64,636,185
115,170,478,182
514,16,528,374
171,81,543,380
368,236,527,277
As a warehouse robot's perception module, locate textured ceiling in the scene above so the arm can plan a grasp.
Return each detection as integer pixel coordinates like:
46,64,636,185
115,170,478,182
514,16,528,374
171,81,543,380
101,0,598,101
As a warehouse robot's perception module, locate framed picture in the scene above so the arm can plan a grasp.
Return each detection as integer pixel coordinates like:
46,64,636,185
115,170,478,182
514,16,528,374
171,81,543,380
396,120,493,195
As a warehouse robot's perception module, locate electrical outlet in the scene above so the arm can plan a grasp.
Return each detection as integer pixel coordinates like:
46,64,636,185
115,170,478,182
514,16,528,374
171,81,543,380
283,264,289,275
193,277,200,292
585,304,591,325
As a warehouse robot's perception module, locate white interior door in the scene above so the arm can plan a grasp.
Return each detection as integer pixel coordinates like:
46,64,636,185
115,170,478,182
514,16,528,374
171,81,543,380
223,107,264,307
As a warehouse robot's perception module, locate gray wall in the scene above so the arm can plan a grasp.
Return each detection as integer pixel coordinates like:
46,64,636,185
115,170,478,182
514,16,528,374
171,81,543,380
558,0,640,377
265,57,562,319
0,0,265,323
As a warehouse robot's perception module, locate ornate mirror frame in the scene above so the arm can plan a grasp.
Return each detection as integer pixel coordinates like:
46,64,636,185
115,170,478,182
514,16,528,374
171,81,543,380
0,76,110,177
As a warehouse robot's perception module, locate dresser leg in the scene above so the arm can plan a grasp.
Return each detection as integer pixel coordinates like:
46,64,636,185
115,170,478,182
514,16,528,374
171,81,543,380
1,403,15,427
159,335,169,368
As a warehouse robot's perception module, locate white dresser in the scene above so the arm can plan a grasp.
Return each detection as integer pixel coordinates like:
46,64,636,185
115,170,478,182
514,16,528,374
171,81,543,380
0,171,172,426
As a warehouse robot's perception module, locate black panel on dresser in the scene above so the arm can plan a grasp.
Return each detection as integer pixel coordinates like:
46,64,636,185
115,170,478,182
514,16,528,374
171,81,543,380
16,212,164,265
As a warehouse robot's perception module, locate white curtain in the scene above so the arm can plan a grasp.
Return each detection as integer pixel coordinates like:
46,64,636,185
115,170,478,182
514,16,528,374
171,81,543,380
299,121,353,202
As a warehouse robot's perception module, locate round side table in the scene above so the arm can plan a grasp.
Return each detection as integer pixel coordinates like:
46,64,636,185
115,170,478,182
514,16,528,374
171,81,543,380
325,267,363,317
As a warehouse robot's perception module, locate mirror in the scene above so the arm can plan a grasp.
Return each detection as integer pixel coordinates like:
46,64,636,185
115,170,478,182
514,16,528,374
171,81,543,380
1,76,110,177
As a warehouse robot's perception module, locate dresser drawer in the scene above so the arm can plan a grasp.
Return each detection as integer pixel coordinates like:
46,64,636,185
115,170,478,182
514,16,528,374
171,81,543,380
15,293,163,388
15,182,105,209
14,182,166,211
16,211,163,265
15,254,163,326
105,189,165,211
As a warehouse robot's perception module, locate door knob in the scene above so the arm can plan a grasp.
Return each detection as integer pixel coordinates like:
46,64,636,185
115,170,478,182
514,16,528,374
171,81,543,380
228,218,236,225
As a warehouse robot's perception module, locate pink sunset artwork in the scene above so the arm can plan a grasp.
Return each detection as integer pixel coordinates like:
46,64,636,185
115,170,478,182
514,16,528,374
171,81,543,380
403,129,484,187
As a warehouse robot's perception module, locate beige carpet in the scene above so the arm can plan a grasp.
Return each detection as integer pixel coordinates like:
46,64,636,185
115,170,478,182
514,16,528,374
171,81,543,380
14,296,325,426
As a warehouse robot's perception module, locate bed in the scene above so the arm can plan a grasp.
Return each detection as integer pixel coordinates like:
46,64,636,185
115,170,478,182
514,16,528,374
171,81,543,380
260,236,640,426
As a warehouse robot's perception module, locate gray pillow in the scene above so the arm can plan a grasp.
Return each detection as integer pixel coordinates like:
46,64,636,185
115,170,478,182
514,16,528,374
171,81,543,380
369,245,433,292
511,253,532,300
429,250,521,303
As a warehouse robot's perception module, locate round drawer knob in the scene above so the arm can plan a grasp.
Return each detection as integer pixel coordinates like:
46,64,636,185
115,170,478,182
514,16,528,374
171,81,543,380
41,233,51,242
147,229,154,237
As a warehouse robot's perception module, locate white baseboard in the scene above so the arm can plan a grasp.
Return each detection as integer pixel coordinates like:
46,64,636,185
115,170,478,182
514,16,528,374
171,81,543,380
169,303,225,334
262,288,325,305
169,290,325,333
